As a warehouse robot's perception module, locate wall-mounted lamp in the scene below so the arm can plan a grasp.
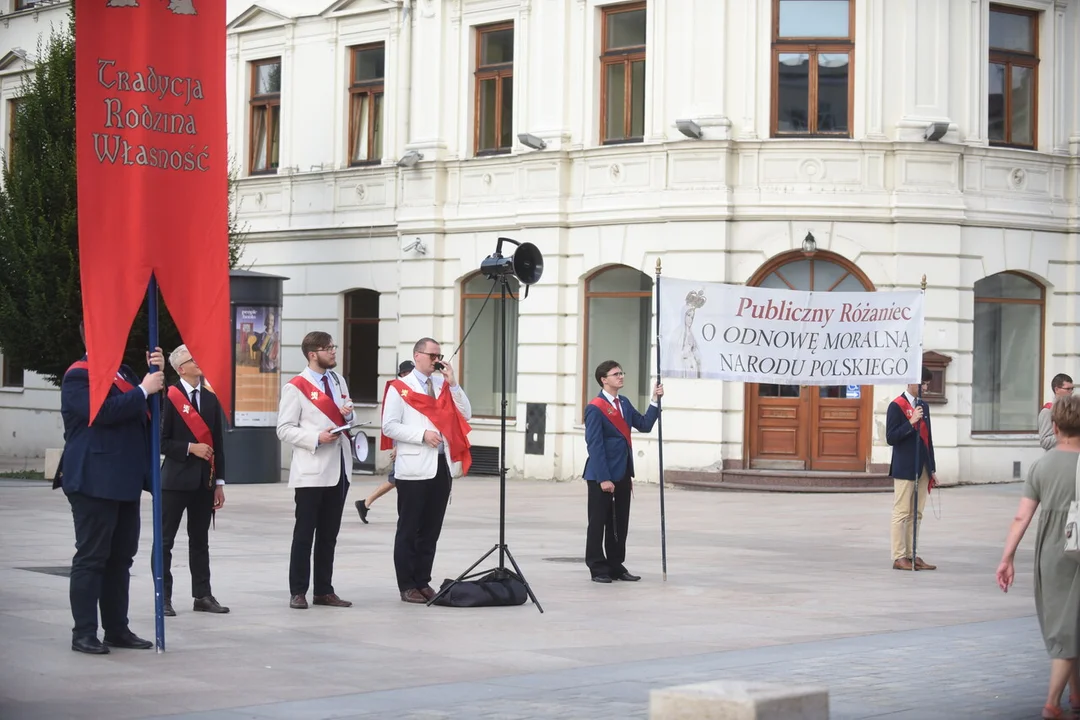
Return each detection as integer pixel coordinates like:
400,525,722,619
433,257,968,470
396,150,424,168
518,133,547,150
675,119,703,139
924,122,949,142
802,231,817,256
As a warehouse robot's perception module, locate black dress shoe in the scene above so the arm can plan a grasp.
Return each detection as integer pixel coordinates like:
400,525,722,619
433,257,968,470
164,600,176,617
103,630,153,650
354,499,369,524
289,594,308,609
71,636,109,655
591,575,613,583
193,595,230,614
615,571,641,582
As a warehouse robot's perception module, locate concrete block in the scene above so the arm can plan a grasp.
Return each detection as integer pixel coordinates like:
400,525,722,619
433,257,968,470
649,680,829,720
45,448,63,481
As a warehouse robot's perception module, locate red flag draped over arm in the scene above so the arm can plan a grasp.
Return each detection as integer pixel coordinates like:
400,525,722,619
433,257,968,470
76,0,231,423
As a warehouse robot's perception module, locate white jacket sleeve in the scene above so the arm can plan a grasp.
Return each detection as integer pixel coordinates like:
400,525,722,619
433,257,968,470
276,384,319,453
382,385,428,445
449,384,472,421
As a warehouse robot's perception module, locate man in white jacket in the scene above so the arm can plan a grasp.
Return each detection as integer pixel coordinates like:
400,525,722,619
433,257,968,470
382,337,472,603
276,331,355,610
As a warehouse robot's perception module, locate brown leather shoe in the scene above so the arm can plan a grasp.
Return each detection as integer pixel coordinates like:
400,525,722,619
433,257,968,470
400,588,426,604
418,586,436,601
914,557,937,570
313,593,352,607
892,557,914,571
289,594,308,609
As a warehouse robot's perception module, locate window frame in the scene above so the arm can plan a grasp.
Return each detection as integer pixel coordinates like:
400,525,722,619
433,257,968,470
1,354,24,389
473,22,515,157
599,2,647,145
342,289,380,405
770,0,855,138
581,265,653,418
348,42,386,167
7,97,23,168
971,270,1045,435
988,3,1039,150
459,272,520,419
14,1,41,10
248,58,281,176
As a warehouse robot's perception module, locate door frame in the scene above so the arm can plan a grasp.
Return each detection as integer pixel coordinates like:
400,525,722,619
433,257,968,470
741,249,876,471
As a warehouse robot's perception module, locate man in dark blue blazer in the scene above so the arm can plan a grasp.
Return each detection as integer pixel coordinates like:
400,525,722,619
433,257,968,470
58,327,165,654
885,366,937,571
583,360,663,583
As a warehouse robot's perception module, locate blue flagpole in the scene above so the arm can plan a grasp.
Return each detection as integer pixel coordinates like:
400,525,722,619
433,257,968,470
148,275,166,651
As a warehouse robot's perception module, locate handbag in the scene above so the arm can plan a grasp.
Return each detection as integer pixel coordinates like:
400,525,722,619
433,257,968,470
1064,455,1080,561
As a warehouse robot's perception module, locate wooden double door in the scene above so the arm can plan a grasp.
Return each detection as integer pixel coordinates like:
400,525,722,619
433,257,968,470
747,383,871,471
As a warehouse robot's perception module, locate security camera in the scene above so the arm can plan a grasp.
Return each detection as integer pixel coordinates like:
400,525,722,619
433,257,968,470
518,133,547,150
396,150,424,167
675,119,703,139
402,238,427,255
924,122,949,142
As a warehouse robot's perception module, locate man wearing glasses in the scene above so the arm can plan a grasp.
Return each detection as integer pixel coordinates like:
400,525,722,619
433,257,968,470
885,366,937,571
277,331,355,610
382,337,472,603
583,360,663,584
1039,374,1075,451
159,345,228,617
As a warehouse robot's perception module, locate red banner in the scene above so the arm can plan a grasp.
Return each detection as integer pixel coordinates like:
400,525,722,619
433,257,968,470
76,0,231,424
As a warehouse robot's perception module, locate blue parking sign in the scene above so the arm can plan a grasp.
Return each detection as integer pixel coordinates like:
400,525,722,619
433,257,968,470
846,385,861,398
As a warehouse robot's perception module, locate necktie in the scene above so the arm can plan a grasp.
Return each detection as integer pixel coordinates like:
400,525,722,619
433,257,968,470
322,374,332,398
613,396,623,418
426,377,436,399
190,388,199,413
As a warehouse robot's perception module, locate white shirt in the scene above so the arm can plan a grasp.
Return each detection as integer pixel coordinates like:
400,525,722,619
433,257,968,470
179,377,224,486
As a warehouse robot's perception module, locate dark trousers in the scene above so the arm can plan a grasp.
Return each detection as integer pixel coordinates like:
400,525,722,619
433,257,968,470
585,475,632,578
66,492,140,639
394,455,451,591
161,486,214,599
289,460,349,597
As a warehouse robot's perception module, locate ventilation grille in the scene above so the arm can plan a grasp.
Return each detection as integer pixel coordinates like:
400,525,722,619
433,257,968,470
469,446,500,476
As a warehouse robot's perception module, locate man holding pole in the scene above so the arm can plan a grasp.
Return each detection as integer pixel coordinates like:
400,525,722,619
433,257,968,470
885,366,937,571
583,360,663,583
58,324,164,654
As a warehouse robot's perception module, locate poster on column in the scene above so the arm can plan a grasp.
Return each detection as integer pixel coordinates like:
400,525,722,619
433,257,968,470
658,278,924,385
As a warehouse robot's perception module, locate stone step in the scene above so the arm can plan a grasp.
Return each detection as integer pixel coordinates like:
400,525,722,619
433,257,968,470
649,680,829,720
667,468,893,493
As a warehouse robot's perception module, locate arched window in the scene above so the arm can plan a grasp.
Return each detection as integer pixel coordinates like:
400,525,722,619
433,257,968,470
460,273,519,418
972,272,1044,432
583,266,653,412
343,289,379,403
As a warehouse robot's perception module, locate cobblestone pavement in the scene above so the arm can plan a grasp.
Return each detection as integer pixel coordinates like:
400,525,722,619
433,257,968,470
0,474,1053,719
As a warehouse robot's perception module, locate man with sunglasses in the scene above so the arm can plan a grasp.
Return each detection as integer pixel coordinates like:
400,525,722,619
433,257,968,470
277,331,355,610
1039,374,1075,451
159,345,228,617
885,366,937,571
583,360,663,584
382,337,472,603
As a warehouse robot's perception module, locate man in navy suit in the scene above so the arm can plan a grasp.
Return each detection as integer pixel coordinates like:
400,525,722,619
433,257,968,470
885,366,937,571
160,344,228,617
583,360,663,583
58,324,165,654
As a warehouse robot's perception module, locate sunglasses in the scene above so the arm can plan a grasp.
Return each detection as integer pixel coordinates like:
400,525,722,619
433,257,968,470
421,353,444,361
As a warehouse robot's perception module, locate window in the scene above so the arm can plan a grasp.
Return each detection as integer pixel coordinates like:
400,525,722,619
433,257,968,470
989,5,1038,148
349,44,385,165
600,3,646,144
772,0,853,137
474,23,514,155
7,97,23,167
14,1,41,10
249,59,281,174
460,273,519,417
1,353,23,389
583,266,652,413
972,272,1044,433
343,290,379,404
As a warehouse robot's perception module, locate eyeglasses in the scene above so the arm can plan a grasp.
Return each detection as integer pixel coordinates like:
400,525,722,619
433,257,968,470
606,371,626,378
421,353,444,361
1062,386,1076,393
178,358,197,368
320,345,338,353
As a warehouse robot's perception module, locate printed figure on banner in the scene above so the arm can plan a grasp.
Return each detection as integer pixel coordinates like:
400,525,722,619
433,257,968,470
107,0,197,14
679,290,706,378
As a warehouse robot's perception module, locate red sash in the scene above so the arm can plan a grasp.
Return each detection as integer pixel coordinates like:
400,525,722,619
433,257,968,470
590,396,632,447
66,360,149,418
167,385,216,488
289,374,348,430
384,378,472,476
1045,402,1053,410
895,394,934,491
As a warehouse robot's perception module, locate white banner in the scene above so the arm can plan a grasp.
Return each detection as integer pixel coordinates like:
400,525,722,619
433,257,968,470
658,278,924,385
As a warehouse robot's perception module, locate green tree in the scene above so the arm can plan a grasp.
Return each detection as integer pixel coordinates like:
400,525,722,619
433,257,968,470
0,15,246,386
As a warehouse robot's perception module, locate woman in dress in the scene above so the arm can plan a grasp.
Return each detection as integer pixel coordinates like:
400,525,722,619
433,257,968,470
997,394,1080,719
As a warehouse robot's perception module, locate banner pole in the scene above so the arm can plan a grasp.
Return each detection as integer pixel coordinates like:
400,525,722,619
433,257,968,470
910,274,926,572
655,258,668,582
148,275,166,650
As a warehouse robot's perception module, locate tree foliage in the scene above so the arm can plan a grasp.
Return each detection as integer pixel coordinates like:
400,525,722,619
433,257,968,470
0,13,246,386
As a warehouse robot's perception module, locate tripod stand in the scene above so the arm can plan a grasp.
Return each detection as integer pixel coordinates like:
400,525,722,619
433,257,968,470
428,274,543,613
